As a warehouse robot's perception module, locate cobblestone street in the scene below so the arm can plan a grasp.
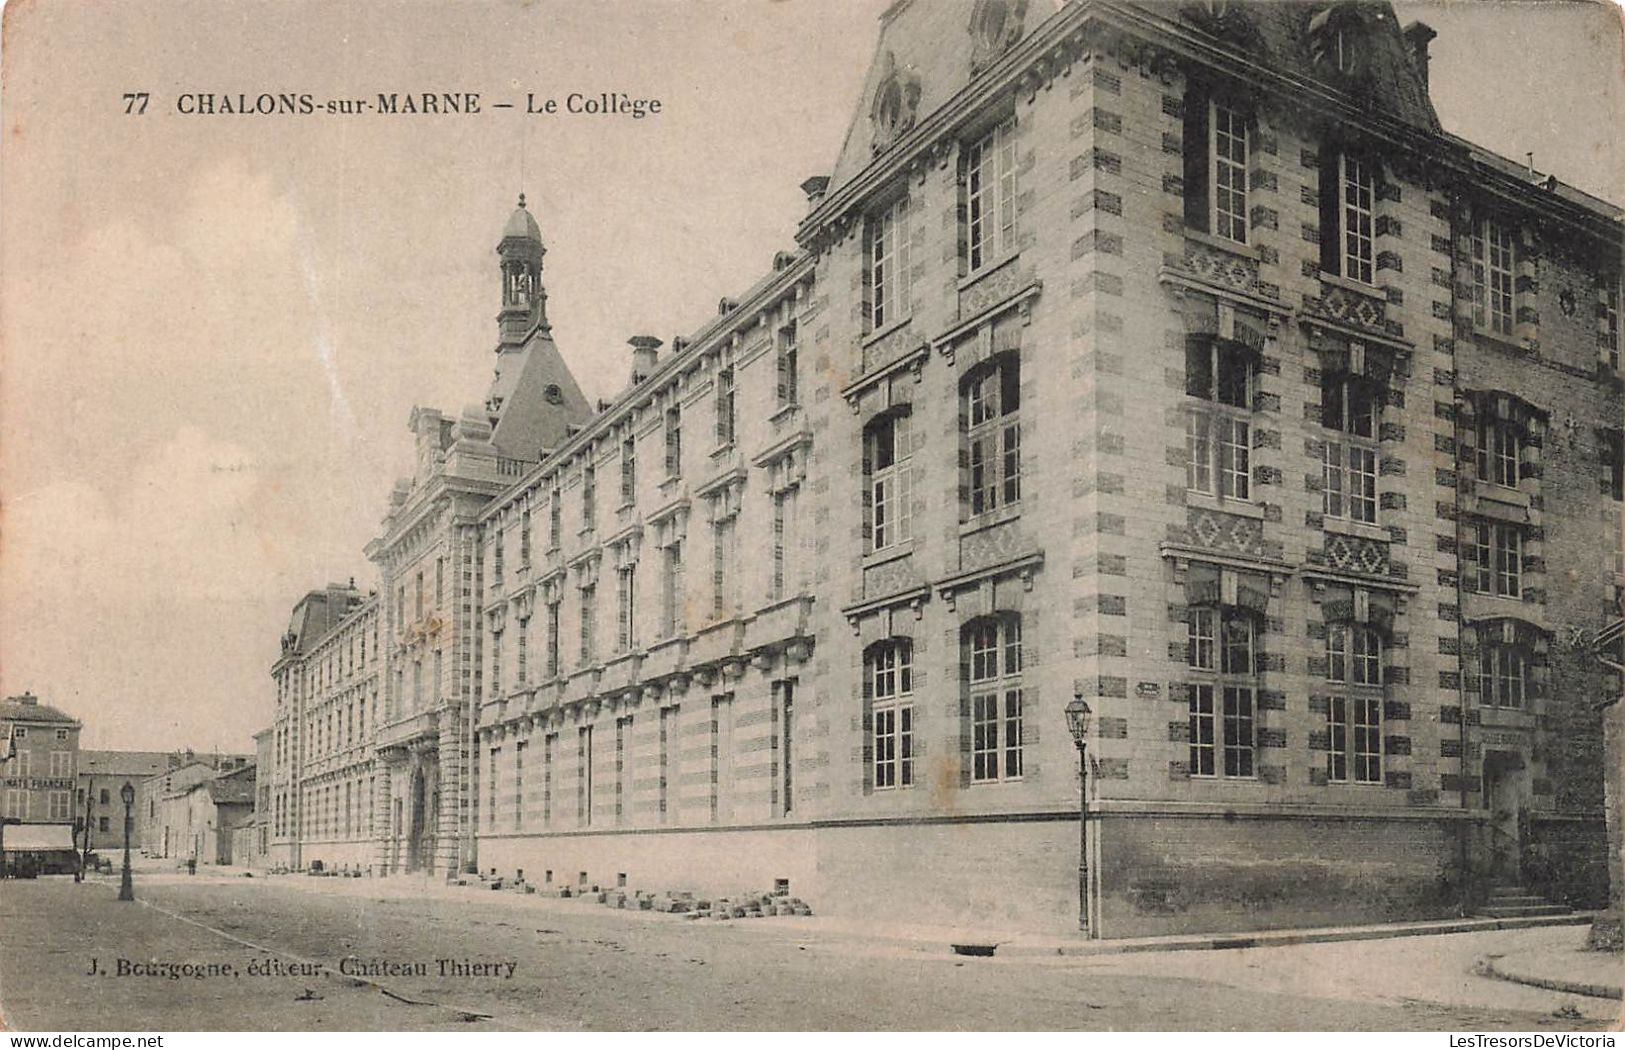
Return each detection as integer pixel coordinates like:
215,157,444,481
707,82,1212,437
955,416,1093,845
0,873,1614,1031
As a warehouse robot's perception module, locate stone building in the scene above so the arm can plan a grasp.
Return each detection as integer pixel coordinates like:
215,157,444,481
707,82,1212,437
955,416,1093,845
0,692,81,867
261,1,1621,935
77,750,176,852
138,752,252,859
266,581,378,870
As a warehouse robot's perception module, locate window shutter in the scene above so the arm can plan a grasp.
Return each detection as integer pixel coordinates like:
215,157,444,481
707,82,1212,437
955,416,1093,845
1319,148,1341,276
1182,92,1210,233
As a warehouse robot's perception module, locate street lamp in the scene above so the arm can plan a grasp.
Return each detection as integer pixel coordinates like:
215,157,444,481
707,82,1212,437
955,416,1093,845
118,781,135,902
1064,695,1094,937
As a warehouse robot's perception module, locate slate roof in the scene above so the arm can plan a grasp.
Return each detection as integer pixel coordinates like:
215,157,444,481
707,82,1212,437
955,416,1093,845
0,698,79,725
79,750,175,778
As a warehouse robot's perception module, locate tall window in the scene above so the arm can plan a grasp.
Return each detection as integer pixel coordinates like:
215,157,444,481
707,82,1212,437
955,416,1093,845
963,355,1021,518
1326,623,1383,784
709,694,733,823
579,583,597,664
865,411,913,551
577,726,593,827
1322,372,1379,523
664,404,682,477
1479,641,1527,708
868,196,911,331
514,740,527,829
1476,416,1520,488
1471,217,1517,336
617,564,637,652
1183,95,1249,244
711,517,735,619
549,483,562,549
1188,606,1257,778
1320,152,1374,283
620,435,636,505
658,705,676,823
966,616,1023,784
771,489,796,602
868,639,915,790
488,746,500,828
715,366,736,447
964,118,1017,272
520,512,531,568
581,462,597,532
660,538,684,637
545,599,561,678
615,715,632,824
1470,521,1522,598
776,320,799,407
1604,272,1620,371
1604,429,1623,503
1185,339,1252,500
543,732,556,827
776,679,795,816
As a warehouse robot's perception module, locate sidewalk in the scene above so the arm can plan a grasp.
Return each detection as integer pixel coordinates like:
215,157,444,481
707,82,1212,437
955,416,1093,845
163,867,1598,962
1481,933,1624,1001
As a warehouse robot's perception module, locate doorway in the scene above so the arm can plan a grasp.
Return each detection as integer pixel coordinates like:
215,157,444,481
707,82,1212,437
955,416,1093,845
1481,750,1526,882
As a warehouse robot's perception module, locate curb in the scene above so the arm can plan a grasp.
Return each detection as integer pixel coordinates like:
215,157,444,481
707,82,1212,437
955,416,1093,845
1481,956,1623,1002
994,912,1597,958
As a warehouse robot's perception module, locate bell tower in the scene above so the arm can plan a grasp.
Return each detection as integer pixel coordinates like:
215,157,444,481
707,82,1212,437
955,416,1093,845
497,193,548,346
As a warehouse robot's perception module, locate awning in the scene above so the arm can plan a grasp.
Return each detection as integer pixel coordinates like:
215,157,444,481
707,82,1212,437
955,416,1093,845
2,824,76,851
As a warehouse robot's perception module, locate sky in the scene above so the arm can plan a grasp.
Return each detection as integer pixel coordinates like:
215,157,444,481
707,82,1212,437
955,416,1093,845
1,0,1620,753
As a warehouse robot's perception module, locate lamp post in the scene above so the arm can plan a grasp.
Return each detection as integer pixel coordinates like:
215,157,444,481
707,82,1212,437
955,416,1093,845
1064,695,1094,937
118,781,135,901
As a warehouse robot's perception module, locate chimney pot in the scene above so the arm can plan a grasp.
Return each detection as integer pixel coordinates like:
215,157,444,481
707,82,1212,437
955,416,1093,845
628,336,662,385
1402,21,1436,92
800,175,830,210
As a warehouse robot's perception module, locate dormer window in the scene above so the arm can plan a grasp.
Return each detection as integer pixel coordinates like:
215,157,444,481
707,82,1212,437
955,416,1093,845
1308,5,1367,80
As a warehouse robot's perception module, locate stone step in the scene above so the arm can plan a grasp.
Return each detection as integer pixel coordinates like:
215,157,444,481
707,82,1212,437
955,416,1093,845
1484,894,1552,907
1476,903,1572,919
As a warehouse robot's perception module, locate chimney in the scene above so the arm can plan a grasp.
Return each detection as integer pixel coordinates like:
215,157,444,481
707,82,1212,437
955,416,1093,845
628,336,662,385
1402,21,1436,92
800,175,830,211
16,691,37,705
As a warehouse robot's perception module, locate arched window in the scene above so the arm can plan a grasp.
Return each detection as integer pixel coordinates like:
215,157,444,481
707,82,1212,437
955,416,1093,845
865,639,915,790
963,615,1023,783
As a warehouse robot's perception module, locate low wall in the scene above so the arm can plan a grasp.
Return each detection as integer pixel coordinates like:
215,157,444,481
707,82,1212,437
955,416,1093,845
1098,811,1468,937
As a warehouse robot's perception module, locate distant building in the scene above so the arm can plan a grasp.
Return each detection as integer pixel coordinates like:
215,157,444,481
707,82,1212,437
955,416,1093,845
138,752,252,859
1,692,81,870
164,764,256,866
77,750,178,852
266,581,378,872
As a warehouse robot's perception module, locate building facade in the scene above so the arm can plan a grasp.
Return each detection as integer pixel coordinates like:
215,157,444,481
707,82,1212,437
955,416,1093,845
1,693,82,866
139,754,251,859
77,750,177,852
261,0,1622,935
266,582,375,870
